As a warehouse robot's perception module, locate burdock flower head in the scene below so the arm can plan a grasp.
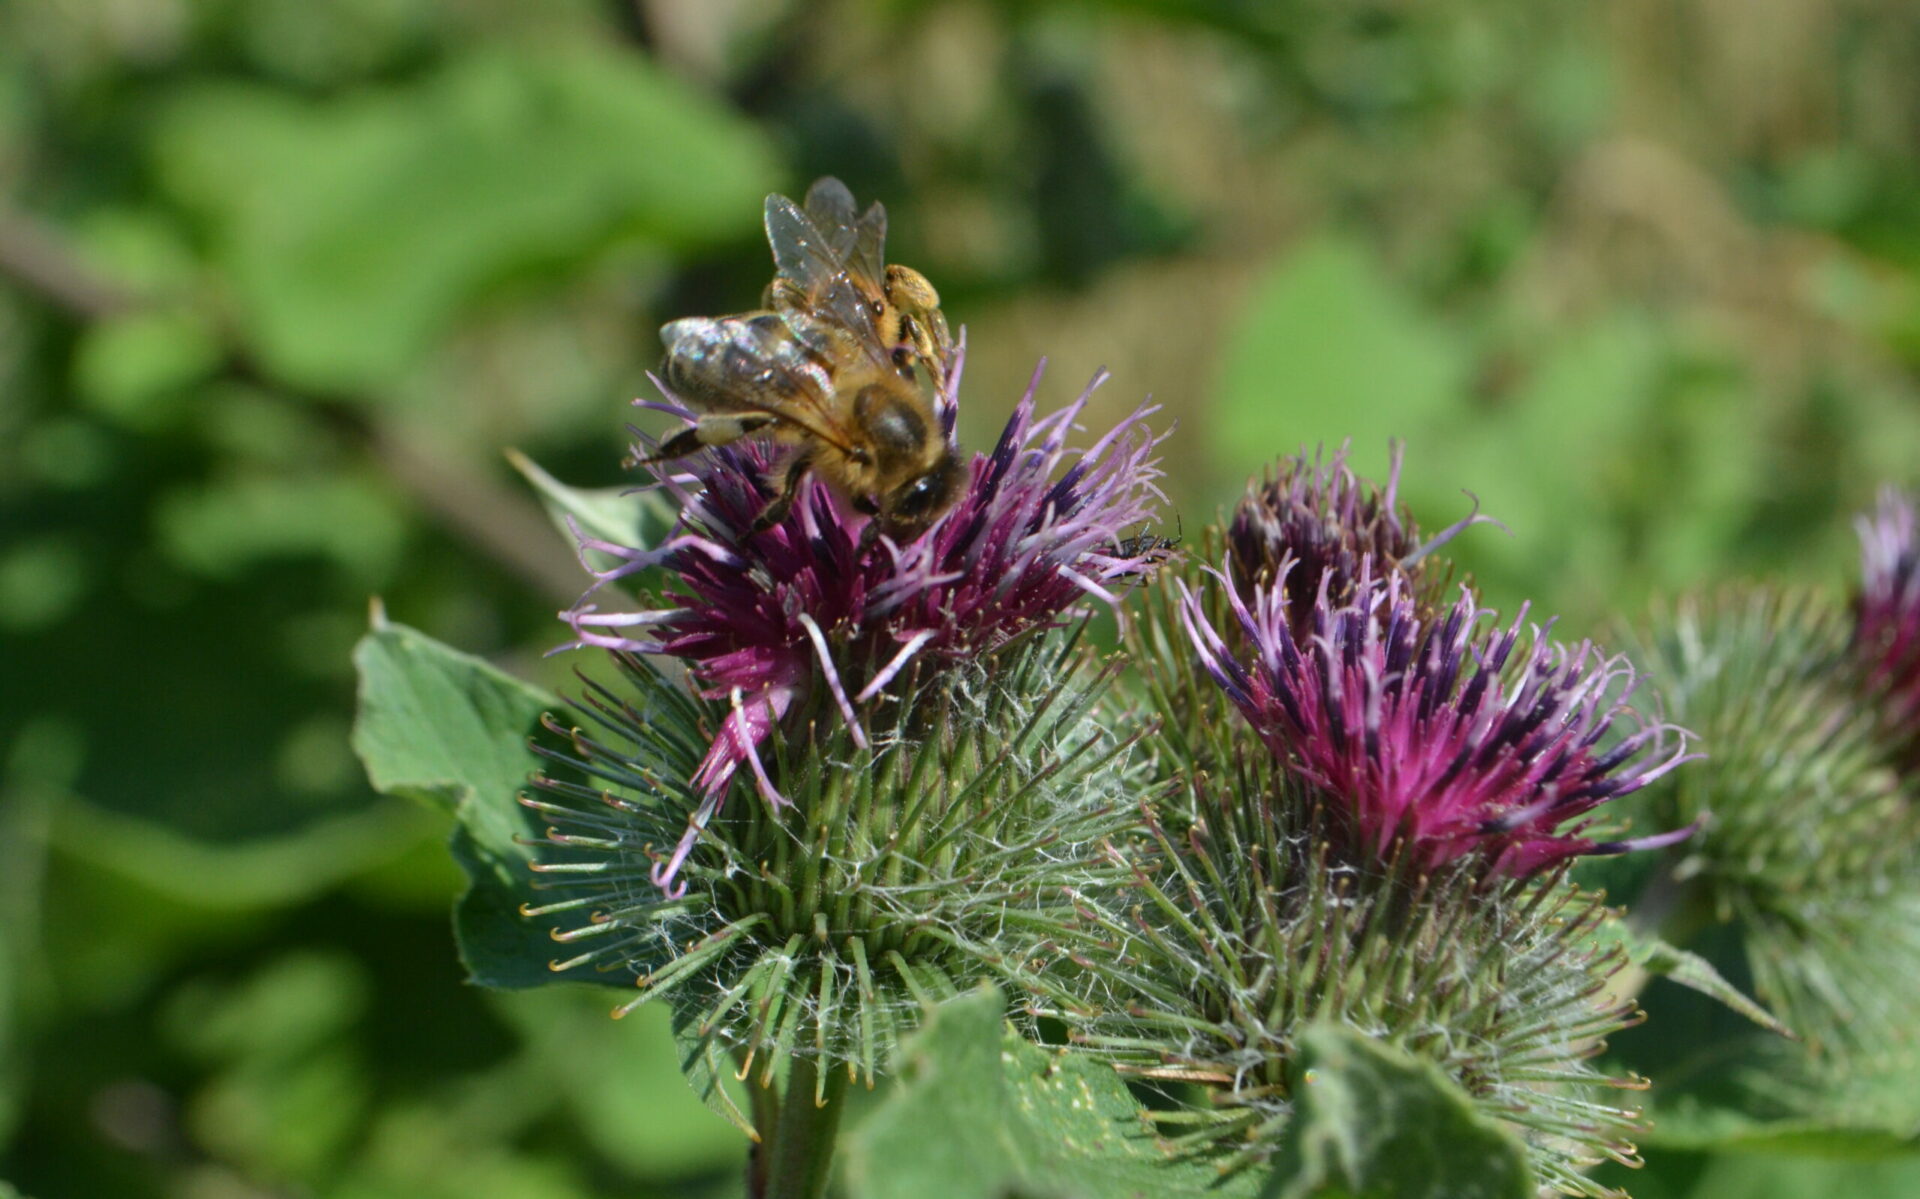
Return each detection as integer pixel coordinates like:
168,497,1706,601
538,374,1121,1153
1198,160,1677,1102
1853,486,1920,750
1039,760,1654,1196
1181,561,1696,877
1228,442,1495,630
1625,586,1920,1060
524,347,1167,1098
1031,539,1691,1194
566,346,1166,894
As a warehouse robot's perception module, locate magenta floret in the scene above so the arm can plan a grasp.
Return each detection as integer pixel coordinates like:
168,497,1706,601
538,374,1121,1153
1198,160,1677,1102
1181,562,1697,877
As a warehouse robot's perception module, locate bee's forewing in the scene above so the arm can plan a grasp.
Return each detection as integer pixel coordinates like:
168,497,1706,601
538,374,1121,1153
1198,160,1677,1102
765,190,886,354
803,178,861,257
847,202,888,293
797,178,889,306
661,313,842,423
765,194,844,298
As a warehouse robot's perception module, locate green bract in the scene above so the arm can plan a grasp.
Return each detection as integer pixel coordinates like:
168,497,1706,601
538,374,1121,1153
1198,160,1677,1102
1025,761,1648,1197
521,640,1146,1096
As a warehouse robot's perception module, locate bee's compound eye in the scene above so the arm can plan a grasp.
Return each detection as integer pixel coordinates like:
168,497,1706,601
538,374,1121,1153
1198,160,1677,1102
898,476,941,513
889,457,962,526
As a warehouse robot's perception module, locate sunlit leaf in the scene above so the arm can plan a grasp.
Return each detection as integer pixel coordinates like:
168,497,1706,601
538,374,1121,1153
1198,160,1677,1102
1212,234,1467,486
505,448,678,566
156,45,778,390
844,986,1259,1199
1264,1024,1535,1199
1683,1152,1920,1199
155,473,408,585
71,308,223,429
1589,914,1793,1039
165,953,370,1178
489,989,745,1172
48,797,441,911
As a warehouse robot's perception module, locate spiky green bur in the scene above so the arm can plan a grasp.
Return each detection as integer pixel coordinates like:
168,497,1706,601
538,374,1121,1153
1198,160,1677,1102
519,637,1144,1094
1617,588,1920,1058
1104,536,1650,1194
1130,442,1482,778
1124,543,1242,772
1028,767,1647,1197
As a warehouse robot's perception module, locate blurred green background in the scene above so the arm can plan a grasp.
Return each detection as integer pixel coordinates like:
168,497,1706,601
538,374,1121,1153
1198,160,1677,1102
3,1,1918,1196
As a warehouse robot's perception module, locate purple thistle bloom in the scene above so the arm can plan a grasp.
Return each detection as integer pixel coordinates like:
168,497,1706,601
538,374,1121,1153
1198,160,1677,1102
1180,561,1697,877
1853,486,1920,746
567,343,1168,894
1228,442,1497,633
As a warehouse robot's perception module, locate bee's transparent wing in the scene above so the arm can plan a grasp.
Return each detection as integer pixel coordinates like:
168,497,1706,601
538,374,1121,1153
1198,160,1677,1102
846,201,888,293
801,177,890,307
661,314,830,404
764,192,861,311
764,186,887,359
659,314,861,454
803,177,861,259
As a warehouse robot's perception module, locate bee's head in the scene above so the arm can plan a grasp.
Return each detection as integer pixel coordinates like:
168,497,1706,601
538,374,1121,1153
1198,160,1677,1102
877,450,965,541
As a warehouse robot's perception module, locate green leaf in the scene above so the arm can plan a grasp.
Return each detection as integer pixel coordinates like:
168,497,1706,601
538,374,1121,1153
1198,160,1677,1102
71,307,224,430
156,44,778,391
0,538,87,634
1211,234,1468,485
350,616,613,990
1603,919,1920,1154
670,998,757,1140
1425,314,1663,612
1643,1103,1916,1157
331,1104,590,1199
1636,1031,1920,1154
1592,913,1794,1039
1265,1025,1535,1199
156,472,408,585
843,986,1259,1199
505,448,678,563
48,796,442,910
351,615,556,819
163,952,370,1178
1637,939,1794,1040
1684,1152,1920,1199
488,989,746,1172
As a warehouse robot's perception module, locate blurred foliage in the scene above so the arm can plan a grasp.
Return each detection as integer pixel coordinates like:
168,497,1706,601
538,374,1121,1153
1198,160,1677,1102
5,0,1920,1195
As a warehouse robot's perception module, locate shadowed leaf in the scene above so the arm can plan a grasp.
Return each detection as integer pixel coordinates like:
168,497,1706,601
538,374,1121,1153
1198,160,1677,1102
351,616,619,990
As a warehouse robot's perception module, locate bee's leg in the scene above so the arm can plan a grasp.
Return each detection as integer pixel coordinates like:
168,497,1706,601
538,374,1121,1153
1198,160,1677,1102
636,414,776,465
749,450,816,534
853,496,883,552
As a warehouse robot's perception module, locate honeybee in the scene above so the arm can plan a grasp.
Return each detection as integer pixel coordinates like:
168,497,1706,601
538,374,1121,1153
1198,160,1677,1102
649,178,962,541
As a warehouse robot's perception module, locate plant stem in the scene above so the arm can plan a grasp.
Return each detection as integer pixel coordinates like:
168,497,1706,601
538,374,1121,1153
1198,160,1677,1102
761,1054,848,1199
746,1064,778,1199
